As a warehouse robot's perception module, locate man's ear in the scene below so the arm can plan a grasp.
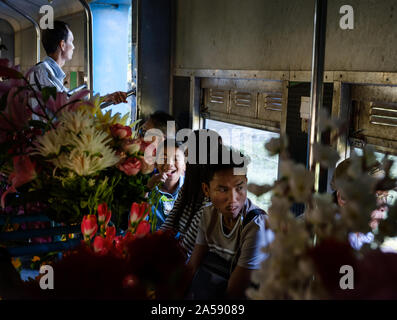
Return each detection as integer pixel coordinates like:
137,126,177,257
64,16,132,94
59,39,66,51
202,182,210,198
336,190,346,207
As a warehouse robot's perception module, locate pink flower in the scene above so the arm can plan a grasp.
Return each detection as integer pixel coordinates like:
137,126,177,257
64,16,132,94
0,60,23,79
110,124,132,139
33,89,90,117
1,156,37,208
0,87,32,131
81,215,98,240
97,203,112,227
0,59,26,98
117,157,141,176
135,220,151,238
129,202,150,226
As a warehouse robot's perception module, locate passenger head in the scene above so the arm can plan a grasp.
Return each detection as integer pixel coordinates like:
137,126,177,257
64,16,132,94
202,145,249,220
42,21,74,62
331,158,386,207
330,158,352,207
331,157,388,230
172,129,222,229
156,139,186,184
140,111,178,139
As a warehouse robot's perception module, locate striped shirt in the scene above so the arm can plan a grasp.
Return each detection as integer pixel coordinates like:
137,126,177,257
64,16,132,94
160,188,211,256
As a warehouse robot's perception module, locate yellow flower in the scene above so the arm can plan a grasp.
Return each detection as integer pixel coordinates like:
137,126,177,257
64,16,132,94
11,257,21,269
32,256,41,262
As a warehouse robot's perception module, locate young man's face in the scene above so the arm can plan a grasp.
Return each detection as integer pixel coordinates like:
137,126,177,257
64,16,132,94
157,147,185,183
61,29,74,61
337,188,388,231
202,168,247,220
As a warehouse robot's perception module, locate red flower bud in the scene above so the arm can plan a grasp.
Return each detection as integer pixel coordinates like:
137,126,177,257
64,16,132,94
93,235,112,255
129,202,150,226
136,220,151,238
81,215,98,240
97,203,112,226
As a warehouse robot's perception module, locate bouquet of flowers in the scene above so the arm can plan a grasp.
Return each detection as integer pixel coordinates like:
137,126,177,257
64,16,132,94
0,58,155,228
20,203,189,300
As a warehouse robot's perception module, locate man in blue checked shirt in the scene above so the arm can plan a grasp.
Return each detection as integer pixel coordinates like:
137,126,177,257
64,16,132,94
29,20,126,104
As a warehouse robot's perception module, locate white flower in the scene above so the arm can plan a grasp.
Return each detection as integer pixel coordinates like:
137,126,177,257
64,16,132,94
59,109,95,134
265,135,288,156
306,193,337,225
34,108,120,176
58,144,119,176
281,160,314,202
337,175,377,232
313,143,340,168
247,183,273,196
34,129,63,157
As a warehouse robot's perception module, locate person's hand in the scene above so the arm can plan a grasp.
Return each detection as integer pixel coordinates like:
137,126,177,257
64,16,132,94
146,172,169,190
104,91,128,104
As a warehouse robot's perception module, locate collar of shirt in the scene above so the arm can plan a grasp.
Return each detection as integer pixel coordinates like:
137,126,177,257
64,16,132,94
155,174,185,198
44,56,66,83
241,198,255,216
348,231,374,250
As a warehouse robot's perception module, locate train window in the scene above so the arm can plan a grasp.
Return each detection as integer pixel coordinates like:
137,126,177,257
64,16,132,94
205,119,279,212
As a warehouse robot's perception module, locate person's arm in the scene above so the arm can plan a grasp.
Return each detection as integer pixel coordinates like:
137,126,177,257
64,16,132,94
226,266,253,299
227,215,274,299
187,244,208,275
103,91,128,104
182,243,208,296
146,172,168,190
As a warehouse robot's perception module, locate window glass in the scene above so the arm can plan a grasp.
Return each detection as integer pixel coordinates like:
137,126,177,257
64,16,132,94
205,119,279,212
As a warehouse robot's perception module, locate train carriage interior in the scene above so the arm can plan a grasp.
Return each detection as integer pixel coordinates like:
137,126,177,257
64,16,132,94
1,0,397,301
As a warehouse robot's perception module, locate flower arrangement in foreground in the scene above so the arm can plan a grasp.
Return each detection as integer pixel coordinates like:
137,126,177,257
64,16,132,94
0,59,155,228
21,202,189,300
247,111,397,299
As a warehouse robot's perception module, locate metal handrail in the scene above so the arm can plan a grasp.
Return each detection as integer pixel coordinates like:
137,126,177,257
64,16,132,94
7,239,81,257
0,225,81,241
67,83,87,96
307,0,328,192
0,0,40,63
77,0,94,94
